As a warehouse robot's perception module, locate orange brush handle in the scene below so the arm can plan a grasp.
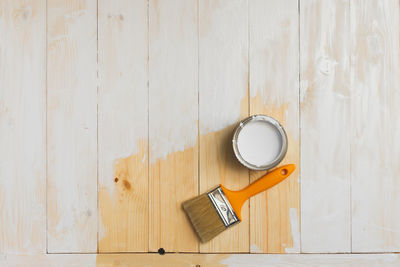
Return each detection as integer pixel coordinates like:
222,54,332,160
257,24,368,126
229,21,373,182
220,164,296,221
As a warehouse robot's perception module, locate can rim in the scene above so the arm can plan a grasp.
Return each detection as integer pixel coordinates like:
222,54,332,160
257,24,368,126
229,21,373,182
232,114,288,171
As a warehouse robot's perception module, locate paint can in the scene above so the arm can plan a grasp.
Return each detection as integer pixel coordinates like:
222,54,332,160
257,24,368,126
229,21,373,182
232,115,288,171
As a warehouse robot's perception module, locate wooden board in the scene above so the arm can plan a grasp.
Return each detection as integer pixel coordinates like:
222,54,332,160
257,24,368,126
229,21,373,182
2,253,400,267
47,0,98,253
351,0,400,252
300,0,351,252
148,0,199,252
249,0,300,253
3,0,400,260
0,0,46,253
199,0,249,253
98,0,148,252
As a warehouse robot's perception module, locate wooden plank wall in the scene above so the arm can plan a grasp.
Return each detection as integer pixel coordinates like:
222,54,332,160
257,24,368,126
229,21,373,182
351,0,400,252
1,253,400,267
98,0,148,252
249,0,300,253
1,0,400,258
47,0,98,253
148,0,199,252
0,0,46,254
199,0,249,253
300,0,351,252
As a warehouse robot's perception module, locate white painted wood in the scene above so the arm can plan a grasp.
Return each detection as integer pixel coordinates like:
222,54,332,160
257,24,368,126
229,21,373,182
300,0,351,253
98,0,148,252
2,0,400,256
199,0,249,136
219,254,400,267
148,0,199,252
2,254,400,267
148,0,198,163
351,0,400,252
0,0,46,254
47,0,98,252
249,0,300,253
199,0,249,253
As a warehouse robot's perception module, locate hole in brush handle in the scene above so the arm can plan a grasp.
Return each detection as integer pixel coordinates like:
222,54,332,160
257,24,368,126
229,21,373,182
281,168,288,175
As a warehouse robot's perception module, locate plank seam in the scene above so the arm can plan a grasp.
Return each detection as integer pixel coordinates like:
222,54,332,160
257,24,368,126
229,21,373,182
298,0,302,254
43,251,400,255
147,0,150,253
197,0,200,253
45,0,48,255
348,0,353,254
96,0,99,254
247,0,251,254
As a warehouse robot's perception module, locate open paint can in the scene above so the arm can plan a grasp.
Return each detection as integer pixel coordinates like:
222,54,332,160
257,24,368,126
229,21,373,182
232,115,288,171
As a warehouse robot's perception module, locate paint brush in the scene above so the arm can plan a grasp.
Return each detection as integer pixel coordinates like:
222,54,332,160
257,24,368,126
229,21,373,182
182,164,295,243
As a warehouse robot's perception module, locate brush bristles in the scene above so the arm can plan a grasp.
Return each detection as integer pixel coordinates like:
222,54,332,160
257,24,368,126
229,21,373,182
182,193,227,243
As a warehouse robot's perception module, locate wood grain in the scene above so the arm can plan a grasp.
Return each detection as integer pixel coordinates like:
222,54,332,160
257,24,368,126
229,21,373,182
0,0,46,253
148,0,199,252
300,0,351,252
1,253,400,267
2,0,400,258
199,0,249,253
351,0,400,252
98,0,148,252
47,0,98,253
249,0,300,253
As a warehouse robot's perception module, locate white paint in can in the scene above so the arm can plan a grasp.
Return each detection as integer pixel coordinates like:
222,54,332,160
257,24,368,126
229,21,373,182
237,120,283,167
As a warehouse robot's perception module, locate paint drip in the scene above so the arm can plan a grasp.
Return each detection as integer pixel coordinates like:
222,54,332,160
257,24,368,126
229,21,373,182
237,120,282,167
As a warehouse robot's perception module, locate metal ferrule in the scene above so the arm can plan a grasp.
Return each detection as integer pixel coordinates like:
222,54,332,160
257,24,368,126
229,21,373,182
207,186,240,228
